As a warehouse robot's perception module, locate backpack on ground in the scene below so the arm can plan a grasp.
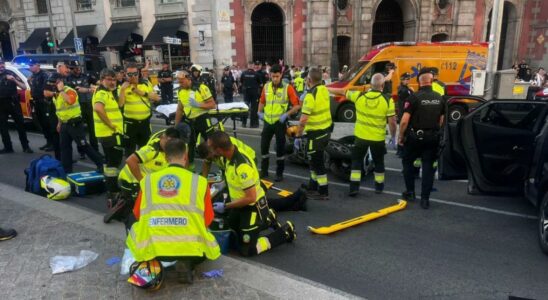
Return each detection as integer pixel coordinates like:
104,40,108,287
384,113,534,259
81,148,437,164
24,155,66,195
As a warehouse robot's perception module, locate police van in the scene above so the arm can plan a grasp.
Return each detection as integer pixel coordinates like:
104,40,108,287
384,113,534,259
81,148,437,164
12,54,106,78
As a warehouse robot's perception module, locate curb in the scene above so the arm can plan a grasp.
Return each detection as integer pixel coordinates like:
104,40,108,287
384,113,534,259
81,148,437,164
0,182,362,300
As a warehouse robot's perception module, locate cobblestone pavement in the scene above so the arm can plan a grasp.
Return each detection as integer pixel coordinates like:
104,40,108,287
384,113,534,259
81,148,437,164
0,183,355,300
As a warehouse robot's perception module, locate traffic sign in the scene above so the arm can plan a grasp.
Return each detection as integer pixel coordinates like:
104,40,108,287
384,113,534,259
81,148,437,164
74,38,84,54
163,36,182,45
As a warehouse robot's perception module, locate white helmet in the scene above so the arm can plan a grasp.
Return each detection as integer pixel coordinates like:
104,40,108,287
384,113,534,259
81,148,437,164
40,176,71,200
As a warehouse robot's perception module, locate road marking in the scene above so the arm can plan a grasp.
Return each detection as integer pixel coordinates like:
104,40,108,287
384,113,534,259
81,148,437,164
270,171,537,220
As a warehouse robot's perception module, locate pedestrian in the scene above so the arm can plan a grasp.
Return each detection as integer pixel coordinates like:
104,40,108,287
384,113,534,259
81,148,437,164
220,66,237,103
397,72,414,157
126,138,220,284
0,227,16,241
93,68,124,203
294,67,333,200
382,62,396,96
48,71,103,174
174,70,216,170
430,67,446,96
398,69,445,209
518,60,529,80
28,59,54,151
190,65,217,102
527,67,546,100
258,64,301,182
0,58,33,154
208,131,296,257
240,63,261,128
157,62,173,105
67,64,98,153
118,63,160,157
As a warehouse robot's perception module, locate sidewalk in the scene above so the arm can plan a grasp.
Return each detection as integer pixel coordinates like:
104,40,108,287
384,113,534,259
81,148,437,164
0,183,360,299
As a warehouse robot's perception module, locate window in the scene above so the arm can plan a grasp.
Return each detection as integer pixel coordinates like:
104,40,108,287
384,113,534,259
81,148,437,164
114,0,136,7
76,0,92,11
36,0,48,14
475,103,546,131
355,61,388,85
161,0,182,3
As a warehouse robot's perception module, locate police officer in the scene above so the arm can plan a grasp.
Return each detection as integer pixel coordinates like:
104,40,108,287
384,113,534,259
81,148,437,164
341,73,396,196
294,67,333,200
105,128,181,223
220,66,237,103
93,68,124,202
258,64,301,182
240,63,261,128
431,67,446,96
67,64,98,152
157,62,173,105
0,59,32,154
49,72,103,173
382,62,396,96
174,70,216,169
397,72,414,157
208,131,296,257
119,63,160,157
126,138,220,284
398,70,445,209
28,60,53,151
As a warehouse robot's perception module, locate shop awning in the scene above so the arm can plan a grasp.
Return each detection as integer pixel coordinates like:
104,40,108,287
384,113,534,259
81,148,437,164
143,19,184,45
99,22,138,47
19,28,49,51
59,25,96,49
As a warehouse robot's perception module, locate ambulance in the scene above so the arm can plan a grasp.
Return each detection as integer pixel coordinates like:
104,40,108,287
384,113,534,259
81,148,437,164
327,41,488,122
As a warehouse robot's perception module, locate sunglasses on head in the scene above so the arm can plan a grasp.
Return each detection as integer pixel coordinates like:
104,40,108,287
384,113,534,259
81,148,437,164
127,72,139,77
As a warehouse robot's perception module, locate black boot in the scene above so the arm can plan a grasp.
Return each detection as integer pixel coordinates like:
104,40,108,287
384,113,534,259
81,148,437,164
275,159,284,182
348,182,359,197
420,197,430,209
175,260,194,284
283,221,297,243
0,228,17,241
402,191,416,202
375,182,384,194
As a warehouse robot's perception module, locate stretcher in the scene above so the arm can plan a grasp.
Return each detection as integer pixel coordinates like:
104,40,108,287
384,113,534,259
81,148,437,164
308,200,407,235
155,102,249,137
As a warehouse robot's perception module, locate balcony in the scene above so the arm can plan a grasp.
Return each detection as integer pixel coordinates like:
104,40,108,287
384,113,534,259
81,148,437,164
111,0,140,20
155,0,187,18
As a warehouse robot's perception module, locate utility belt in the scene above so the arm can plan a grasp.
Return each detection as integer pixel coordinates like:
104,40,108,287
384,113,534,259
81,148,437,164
124,116,151,125
407,128,439,141
62,117,83,126
305,128,331,140
99,133,124,148
187,113,214,134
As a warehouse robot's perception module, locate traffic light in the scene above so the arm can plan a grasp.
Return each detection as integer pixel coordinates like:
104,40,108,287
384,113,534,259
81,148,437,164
46,31,54,48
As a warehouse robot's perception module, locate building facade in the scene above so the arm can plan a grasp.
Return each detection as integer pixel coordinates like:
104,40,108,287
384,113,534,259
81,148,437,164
0,0,546,71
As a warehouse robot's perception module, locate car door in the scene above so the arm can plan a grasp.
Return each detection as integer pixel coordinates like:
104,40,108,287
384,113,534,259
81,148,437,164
438,96,486,180
459,101,547,194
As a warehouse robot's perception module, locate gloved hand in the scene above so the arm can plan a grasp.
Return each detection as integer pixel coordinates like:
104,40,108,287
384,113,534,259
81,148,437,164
213,202,225,214
279,113,288,123
258,112,264,120
388,137,396,150
189,98,200,108
294,138,302,152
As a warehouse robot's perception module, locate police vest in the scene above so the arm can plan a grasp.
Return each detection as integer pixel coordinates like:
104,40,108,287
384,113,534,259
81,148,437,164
294,77,305,93
92,88,123,138
302,85,332,132
178,84,209,119
224,148,265,204
347,90,395,142
120,83,152,120
263,82,289,125
54,86,81,122
119,142,168,184
432,81,446,96
126,166,220,262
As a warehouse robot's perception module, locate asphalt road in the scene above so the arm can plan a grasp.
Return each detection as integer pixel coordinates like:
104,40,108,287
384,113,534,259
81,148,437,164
2,118,547,299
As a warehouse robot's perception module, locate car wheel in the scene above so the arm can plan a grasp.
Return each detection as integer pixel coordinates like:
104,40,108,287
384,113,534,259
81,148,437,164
336,102,356,123
539,193,548,254
448,105,466,123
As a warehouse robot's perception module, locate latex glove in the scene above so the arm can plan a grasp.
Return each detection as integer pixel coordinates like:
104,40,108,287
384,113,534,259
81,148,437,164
213,202,225,214
279,113,288,123
258,112,264,120
388,137,396,150
189,98,200,108
294,138,302,152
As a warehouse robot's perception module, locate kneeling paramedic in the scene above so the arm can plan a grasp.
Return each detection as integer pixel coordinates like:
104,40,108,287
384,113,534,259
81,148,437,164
49,73,103,173
105,128,181,223
207,131,296,256
127,138,220,284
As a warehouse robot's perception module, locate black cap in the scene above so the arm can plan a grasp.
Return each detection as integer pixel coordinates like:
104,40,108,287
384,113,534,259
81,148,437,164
224,66,230,71
254,60,261,65
386,62,396,68
430,67,439,75
113,66,124,72
28,59,39,66
46,72,63,84
400,72,411,80
56,60,80,68
418,67,433,77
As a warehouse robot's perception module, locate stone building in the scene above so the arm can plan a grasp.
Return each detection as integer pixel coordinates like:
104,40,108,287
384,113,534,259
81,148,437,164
0,0,546,71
